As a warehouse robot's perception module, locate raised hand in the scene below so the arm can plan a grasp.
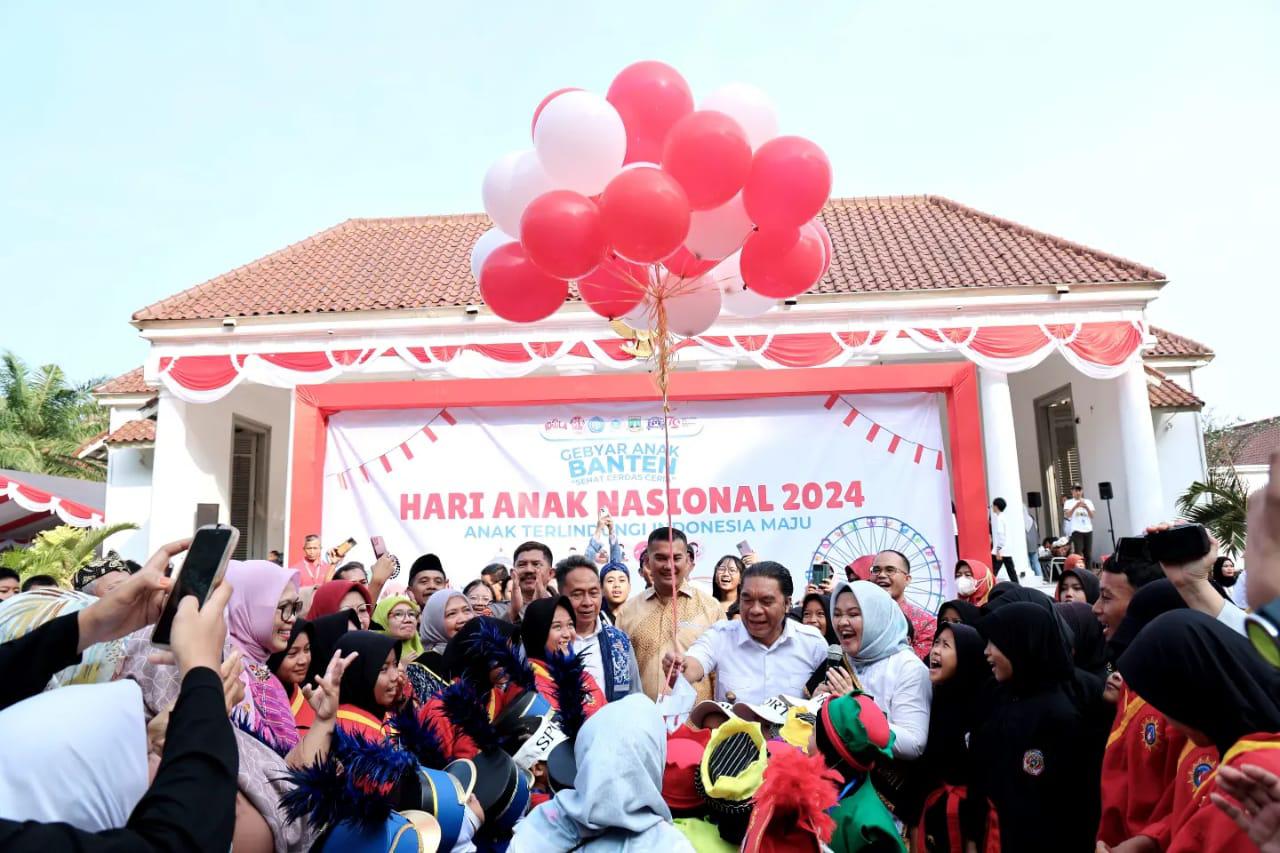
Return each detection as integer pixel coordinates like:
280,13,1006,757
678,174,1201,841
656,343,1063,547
78,538,189,652
305,649,358,723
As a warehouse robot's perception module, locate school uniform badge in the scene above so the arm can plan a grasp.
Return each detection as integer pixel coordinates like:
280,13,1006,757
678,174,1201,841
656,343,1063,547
1190,758,1217,790
1022,749,1045,776
1140,715,1161,750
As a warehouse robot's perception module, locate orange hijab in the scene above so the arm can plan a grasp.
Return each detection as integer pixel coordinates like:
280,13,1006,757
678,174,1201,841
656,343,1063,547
957,558,994,607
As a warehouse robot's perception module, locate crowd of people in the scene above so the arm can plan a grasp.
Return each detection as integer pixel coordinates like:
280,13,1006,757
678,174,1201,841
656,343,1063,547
3,456,1280,852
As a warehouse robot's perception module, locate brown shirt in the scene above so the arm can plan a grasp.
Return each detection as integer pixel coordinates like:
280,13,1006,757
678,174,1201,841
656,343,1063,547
615,583,723,702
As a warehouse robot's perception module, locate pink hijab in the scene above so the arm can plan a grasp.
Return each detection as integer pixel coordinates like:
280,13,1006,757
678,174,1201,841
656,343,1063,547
224,560,300,665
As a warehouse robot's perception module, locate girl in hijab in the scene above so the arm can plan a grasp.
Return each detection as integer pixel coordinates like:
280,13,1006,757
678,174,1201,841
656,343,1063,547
1111,610,1280,853
1209,555,1247,608
266,618,316,735
373,594,424,662
970,602,1092,853
801,591,837,643
809,580,931,761
521,597,606,716
936,599,982,627
418,588,477,675
953,558,994,607
306,579,373,629
510,694,693,852
224,559,305,752
914,622,995,852
1055,564,1100,605
1055,601,1107,678
331,630,404,741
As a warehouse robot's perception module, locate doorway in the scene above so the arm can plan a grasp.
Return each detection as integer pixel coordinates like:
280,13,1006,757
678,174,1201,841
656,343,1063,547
230,420,270,560
1034,385,1081,538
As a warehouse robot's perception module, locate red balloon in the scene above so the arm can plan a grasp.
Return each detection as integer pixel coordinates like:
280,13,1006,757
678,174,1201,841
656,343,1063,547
531,87,582,139
520,190,607,280
662,245,718,280
661,110,752,210
479,242,569,323
599,167,691,263
578,254,649,319
739,225,825,299
811,218,833,275
606,61,694,164
742,136,833,229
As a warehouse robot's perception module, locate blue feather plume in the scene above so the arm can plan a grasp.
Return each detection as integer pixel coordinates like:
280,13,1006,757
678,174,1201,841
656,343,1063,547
280,727,417,830
545,649,590,739
391,703,449,769
464,618,535,693
231,707,292,759
438,679,501,752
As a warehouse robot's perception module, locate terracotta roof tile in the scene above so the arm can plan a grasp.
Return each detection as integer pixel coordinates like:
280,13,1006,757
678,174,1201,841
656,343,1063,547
1148,326,1214,359
94,367,150,395
1224,417,1280,467
1145,366,1203,410
103,419,156,446
132,197,1165,322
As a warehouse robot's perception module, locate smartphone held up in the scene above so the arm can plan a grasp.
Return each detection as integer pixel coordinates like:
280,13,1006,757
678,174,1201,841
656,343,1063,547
151,524,239,649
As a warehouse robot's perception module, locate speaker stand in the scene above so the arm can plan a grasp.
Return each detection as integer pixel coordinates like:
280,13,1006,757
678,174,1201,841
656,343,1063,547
1104,497,1116,552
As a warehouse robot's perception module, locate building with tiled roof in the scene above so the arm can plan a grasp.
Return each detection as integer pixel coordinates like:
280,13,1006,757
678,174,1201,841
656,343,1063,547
97,192,1211,573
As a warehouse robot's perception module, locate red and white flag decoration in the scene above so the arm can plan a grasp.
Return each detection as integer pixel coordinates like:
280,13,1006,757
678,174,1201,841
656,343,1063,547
331,409,458,490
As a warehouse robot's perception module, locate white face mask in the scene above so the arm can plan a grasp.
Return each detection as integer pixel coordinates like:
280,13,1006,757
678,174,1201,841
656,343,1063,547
956,576,977,596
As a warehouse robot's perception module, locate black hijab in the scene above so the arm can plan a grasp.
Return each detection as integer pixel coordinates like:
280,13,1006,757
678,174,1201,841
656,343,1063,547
937,599,983,627
520,596,572,662
333,630,401,717
1119,609,1280,754
1055,602,1106,677
979,602,1074,695
984,584,1054,614
802,592,837,643
306,609,361,686
266,617,314,681
1210,556,1238,599
1056,567,1100,604
442,615,518,685
1106,578,1187,663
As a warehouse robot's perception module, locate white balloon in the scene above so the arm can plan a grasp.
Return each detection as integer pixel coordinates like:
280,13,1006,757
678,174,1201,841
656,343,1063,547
533,90,626,196
700,83,779,150
470,227,516,283
663,276,723,337
723,283,776,318
686,193,754,259
481,149,556,238
621,292,655,331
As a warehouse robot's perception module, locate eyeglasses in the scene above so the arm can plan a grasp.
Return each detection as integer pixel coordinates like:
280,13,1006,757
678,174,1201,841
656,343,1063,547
348,603,371,615
277,600,305,621
868,565,901,577
388,608,417,622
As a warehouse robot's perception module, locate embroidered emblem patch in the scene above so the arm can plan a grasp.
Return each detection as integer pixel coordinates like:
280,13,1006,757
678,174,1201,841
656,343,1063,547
1191,759,1217,789
1140,715,1161,750
1022,749,1045,776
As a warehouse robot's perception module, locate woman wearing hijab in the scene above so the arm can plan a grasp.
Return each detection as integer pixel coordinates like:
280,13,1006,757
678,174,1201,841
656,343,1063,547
1055,563,1100,605
914,622,995,852
418,588,477,675
510,694,694,852
809,580,931,761
1055,601,1107,678
801,591,837,643
936,599,982,627
970,602,1092,853
331,630,404,740
224,559,306,752
306,579,373,629
1209,555,1247,607
373,594,424,662
953,559,994,607
521,597,606,715
266,618,316,735
1110,610,1280,852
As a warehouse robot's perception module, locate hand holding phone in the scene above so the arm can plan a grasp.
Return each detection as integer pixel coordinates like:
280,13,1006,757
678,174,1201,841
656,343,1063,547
736,540,754,558
371,536,387,559
152,524,239,649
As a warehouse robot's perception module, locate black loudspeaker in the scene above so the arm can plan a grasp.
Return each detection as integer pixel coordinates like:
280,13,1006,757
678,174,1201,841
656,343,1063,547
1099,482,1114,501
1026,491,1042,510
194,503,220,529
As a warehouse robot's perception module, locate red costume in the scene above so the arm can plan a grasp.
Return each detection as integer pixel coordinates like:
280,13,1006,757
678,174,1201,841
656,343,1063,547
1096,686,1186,845
335,703,388,741
530,659,607,718
1138,738,1219,848
287,684,316,736
1165,733,1280,852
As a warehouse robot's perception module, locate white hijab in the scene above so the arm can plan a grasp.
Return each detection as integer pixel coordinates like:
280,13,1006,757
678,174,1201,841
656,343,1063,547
0,680,149,831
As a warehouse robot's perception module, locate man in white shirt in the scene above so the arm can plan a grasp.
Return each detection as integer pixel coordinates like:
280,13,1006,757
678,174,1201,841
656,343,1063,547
663,561,827,704
1064,484,1096,567
990,497,1019,583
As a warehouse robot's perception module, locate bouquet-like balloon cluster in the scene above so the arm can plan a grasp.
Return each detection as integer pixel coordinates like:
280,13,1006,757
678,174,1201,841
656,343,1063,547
474,60,833,337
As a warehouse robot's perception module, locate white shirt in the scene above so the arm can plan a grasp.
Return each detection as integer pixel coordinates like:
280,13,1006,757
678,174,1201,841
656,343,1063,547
854,647,933,760
571,619,606,688
687,618,827,705
1064,497,1095,533
991,510,1009,553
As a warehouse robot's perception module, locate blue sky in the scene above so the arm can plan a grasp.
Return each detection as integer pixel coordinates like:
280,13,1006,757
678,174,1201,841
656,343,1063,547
2,1,1276,421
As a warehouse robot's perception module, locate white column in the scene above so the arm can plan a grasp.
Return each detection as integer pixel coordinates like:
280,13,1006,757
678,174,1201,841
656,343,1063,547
148,390,232,554
978,368,1031,577
1115,361,1165,536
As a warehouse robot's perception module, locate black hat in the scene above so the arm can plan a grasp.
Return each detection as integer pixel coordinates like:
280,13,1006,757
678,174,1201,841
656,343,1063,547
408,554,444,583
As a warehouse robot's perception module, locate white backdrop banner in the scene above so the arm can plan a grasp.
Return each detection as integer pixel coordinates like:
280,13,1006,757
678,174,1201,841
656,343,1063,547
321,392,957,613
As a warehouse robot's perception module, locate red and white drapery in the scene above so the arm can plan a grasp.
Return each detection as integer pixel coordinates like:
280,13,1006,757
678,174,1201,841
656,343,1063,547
151,321,1146,404
0,473,104,527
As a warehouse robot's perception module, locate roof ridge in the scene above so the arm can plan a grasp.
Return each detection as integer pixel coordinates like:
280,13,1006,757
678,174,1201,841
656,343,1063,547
1149,325,1213,354
1227,415,1280,432
924,196,1166,282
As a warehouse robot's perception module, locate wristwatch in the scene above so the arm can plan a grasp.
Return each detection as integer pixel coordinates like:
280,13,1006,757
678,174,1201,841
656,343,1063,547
1246,599,1280,668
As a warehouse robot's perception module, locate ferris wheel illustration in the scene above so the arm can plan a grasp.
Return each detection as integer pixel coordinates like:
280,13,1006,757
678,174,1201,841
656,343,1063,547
810,515,946,616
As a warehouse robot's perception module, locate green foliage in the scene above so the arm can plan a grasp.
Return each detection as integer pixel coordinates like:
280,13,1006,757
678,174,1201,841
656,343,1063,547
0,351,108,480
0,523,139,586
1177,468,1248,559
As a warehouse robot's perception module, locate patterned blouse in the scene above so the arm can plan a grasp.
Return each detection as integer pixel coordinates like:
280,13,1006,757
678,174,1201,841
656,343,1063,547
898,598,937,660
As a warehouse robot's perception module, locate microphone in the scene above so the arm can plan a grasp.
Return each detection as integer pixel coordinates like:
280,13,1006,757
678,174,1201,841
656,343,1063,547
827,644,844,666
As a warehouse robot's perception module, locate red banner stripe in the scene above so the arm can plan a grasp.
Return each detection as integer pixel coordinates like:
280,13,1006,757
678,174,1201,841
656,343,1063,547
866,424,881,442
423,425,438,442
400,442,414,461
888,435,901,454
936,451,945,471
439,410,457,426
359,465,370,482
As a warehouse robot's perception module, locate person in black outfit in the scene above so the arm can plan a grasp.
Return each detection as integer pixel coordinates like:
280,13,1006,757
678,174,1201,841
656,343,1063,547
970,602,1093,852
0,539,238,852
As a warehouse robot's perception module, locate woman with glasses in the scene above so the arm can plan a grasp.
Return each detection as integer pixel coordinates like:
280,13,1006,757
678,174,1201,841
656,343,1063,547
418,588,477,677
711,554,744,614
305,579,373,630
464,578,495,617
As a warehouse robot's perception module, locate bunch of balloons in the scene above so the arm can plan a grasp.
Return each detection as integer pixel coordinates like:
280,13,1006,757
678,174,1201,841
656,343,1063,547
474,61,833,337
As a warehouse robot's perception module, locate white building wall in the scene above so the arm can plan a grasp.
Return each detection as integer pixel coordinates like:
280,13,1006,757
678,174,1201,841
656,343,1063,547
1153,410,1208,521
147,383,291,557
102,446,154,562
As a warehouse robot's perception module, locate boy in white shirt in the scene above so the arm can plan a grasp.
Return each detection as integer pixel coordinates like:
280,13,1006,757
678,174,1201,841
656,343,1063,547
1063,484,1095,567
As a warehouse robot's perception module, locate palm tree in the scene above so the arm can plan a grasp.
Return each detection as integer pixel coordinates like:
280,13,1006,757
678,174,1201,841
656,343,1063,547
0,522,139,586
0,351,108,479
1177,468,1248,559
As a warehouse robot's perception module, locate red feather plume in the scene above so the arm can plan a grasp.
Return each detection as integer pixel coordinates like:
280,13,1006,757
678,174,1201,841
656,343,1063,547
753,745,841,843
